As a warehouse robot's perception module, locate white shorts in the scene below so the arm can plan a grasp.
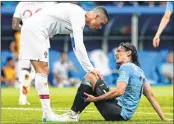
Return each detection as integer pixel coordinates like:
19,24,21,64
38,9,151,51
19,27,49,62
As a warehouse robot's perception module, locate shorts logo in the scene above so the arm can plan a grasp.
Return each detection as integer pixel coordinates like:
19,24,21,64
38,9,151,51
44,51,48,58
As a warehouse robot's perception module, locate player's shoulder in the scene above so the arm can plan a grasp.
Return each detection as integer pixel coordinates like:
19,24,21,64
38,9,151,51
54,61,61,67
16,2,25,7
119,62,139,73
120,63,134,69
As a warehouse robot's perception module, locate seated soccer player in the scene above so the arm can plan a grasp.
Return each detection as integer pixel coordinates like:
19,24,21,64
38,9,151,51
59,42,167,122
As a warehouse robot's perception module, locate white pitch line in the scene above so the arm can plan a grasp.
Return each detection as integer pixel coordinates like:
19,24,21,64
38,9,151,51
2,107,173,115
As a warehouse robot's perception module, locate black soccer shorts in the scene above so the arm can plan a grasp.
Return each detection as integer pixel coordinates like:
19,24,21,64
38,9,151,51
93,79,124,121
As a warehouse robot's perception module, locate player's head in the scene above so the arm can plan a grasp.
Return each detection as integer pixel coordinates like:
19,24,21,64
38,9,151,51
115,42,140,67
60,50,68,61
6,57,15,68
86,6,109,29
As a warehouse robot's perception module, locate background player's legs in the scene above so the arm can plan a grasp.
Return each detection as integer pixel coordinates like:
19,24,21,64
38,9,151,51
19,70,30,105
30,60,52,115
18,60,31,105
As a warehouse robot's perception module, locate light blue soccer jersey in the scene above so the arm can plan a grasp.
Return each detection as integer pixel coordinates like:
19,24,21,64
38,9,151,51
166,1,174,13
116,63,147,120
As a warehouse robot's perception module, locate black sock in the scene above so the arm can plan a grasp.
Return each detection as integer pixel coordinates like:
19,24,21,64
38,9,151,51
71,78,92,113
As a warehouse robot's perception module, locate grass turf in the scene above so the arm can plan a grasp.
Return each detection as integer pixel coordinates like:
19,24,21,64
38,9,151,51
1,86,173,124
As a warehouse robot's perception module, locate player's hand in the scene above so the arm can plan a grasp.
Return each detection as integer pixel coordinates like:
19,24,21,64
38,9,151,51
90,69,104,80
153,36,160,48
84,92,97,102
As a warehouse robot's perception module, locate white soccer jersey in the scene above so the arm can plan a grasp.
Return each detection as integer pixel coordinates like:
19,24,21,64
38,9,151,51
23,3,94,72
13,2,56,24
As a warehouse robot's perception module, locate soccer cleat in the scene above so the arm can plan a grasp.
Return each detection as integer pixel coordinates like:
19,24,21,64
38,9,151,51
19,94,30,105
19,99,30,105
42,112,65,122
19,100,30,105
60,110,80,122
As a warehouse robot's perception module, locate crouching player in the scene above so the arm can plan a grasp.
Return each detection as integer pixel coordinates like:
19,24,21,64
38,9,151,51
60,42,167,121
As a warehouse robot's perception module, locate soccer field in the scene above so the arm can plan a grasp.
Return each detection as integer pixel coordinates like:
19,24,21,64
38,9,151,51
1,86,173,124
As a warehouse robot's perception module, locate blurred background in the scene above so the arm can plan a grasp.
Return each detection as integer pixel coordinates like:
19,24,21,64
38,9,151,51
1,1,174,88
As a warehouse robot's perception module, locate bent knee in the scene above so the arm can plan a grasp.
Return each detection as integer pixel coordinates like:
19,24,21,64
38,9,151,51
85,72,98,83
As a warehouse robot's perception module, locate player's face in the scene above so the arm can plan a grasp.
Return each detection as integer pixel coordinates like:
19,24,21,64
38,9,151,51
89,16,108,29
8,60,15,68
115,46,128,64
61,53,67,61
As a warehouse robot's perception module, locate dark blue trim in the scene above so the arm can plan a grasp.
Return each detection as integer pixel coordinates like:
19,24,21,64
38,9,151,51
71,38,75,48
2,6,166,15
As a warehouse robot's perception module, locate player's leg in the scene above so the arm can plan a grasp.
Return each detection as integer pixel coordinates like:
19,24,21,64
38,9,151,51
60,74,93,121
18,60,31,105
19,28,61,122
87,73,124,121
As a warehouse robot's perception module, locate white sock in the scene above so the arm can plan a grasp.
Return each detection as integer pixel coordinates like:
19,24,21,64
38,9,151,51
19,71,27,103
19,82,27,102
35,73,52,114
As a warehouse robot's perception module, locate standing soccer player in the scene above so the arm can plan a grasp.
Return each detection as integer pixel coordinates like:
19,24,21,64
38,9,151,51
60,42,167,122
19,3,109,122
12,2,56,105
153,1,174,48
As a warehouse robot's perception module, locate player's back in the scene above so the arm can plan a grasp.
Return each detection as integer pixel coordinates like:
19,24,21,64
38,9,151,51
116,63,146,120
23,3,85,36
14,2,55,24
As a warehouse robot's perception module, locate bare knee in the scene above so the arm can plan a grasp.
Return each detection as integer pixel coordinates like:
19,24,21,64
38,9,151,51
31,60,49,75
38,66,49,75
85,72,99,86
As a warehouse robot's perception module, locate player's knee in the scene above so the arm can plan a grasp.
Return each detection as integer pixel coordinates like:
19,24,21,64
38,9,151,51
85,72,98,84
36,66,49,75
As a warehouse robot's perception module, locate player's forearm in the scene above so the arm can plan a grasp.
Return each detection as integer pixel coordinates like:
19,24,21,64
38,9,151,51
95,88,121,101
146,95,166,120
155,15,170,37
73,45,94,72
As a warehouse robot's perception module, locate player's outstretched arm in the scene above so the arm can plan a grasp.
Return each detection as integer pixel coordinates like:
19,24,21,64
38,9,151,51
153,2,173,48
143,82,166,120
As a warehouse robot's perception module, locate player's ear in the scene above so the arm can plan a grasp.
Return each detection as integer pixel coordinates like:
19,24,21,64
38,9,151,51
95,14,99,19
127,50,132,56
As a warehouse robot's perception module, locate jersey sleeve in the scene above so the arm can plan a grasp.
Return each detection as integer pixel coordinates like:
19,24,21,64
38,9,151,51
166,2,173,13
117,64,132,84
13,2,22,19
70,14,94,72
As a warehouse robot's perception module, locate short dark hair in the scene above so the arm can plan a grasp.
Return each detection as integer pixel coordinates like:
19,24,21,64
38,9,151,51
93,6,109,21
120,42,140,67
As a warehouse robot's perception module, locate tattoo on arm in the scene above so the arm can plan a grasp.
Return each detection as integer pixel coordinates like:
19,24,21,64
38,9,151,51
12,17,21,31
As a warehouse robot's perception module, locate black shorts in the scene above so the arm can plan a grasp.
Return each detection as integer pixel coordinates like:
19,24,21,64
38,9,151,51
93,79,124,121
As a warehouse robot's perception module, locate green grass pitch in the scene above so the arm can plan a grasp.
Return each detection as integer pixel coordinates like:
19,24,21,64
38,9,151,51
1,86,173,124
